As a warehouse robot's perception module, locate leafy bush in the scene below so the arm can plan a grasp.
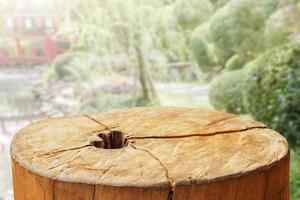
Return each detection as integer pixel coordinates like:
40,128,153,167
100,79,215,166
264,5,300,48
290,148,300,199
209,69,246,114
78,90,147,114
210,0,231,8
244,44,300,143
45,52,105,81
78,92,136,113
153,5,192,63
209,0,272,64
174,0,214,29
225,54,247,71
292,36,300,52
191,23,219,72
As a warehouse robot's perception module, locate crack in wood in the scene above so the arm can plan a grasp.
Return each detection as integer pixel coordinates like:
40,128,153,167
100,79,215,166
130,144,176,200
263,167,270,200
39,144,93,157
83,113,267,141
128,126,267,140
92,185,96,200
102,165,113,175
204,115,238,126
83,114,118,131
53,180,56,200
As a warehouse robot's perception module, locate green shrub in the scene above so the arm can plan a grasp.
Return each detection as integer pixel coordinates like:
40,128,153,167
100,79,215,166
244,44,300,143
209,0,271,64
290,148,300,199
225,54,247,71
174,0,214,29
45,52,106,81
264,5,300,48
260,0,279,17
292,36,300,52
78,92,134,113
209,69,246,114
191,23,219,72
78,92,146,113
210,0,231,8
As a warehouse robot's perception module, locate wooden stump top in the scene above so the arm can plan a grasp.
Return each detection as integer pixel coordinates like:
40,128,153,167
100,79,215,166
11,107,288,189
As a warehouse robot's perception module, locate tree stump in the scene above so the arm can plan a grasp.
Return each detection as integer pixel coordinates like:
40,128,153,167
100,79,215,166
11,107,289,200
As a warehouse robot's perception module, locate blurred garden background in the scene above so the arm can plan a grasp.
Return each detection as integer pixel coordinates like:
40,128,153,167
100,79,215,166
0,0,300,199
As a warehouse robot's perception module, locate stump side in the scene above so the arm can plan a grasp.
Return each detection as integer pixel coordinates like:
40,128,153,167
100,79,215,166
12,153,289,200
12,159,170,200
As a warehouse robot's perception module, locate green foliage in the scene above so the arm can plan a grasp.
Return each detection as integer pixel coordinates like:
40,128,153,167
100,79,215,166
260,0,279,17
290,148,300,199
57,0,194,83
152,5,191,63
209,0,270,64
209,69,246,114
210,0,231,8
244,44,300,143
191,23,219,72
225,54,247,71
174,0,214,29
292,36,300,52
264,5,300,48
78,92,142,113
45,52,105,82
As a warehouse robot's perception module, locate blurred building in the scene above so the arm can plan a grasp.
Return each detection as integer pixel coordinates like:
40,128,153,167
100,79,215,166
0,14,71,65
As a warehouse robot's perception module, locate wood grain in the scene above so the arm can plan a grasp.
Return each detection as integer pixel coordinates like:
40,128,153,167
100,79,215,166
11,107,290,200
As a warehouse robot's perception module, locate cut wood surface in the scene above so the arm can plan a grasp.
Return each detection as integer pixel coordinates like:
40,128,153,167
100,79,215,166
11,106,290,200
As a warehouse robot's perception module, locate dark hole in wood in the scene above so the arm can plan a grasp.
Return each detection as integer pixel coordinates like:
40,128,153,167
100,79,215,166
96,130,126,149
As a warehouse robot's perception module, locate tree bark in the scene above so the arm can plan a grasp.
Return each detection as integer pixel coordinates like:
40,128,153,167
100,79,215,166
134,45,159,105
11,107,289,200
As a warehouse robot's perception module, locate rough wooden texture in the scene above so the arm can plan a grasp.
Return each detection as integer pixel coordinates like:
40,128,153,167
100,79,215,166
11,107,289,200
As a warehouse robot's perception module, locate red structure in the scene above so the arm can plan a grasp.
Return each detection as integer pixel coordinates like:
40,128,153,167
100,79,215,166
0,14,71,65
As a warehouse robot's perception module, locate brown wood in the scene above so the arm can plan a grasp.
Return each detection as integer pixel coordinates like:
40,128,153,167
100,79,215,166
10,107,290,200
